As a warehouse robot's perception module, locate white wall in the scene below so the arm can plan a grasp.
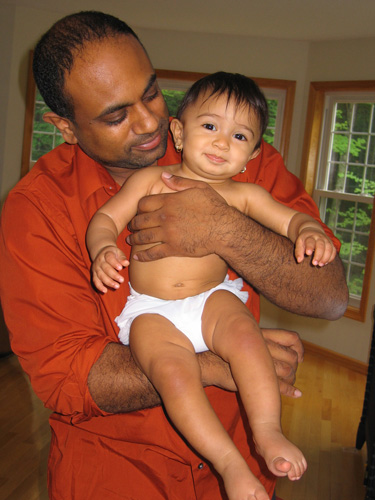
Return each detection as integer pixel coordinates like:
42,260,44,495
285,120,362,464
0,3,374,362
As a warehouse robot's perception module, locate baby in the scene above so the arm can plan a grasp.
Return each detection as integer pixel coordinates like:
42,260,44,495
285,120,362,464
87,72,336,500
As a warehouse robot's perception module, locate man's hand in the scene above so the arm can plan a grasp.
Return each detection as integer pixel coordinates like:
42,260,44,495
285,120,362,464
261,328,304,398
199,328,303,398
128,173,228,261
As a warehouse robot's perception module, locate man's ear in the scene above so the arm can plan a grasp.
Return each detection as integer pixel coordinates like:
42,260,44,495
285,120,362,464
43,112,78,144
170,118,184,151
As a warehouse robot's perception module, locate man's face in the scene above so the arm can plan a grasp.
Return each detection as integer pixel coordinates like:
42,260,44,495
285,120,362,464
64,35,169,177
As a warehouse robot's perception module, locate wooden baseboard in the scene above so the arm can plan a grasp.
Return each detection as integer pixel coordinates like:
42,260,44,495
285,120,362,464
303,340,368,375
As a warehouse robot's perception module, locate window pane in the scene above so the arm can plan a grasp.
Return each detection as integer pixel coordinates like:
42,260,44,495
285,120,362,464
349,134,368,164
335,103,352,131
353,103,371,132
331,133,349,162
345,164,364,194
347,263,365,299
327,162,345,191
32,133,54,162
368,136,375,165
34,102,54,133
263,99,277,146
365,165,375,195
319,197,372,299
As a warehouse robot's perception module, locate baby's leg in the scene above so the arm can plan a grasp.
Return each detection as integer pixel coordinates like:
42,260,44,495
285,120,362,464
130,313,269,500
202,291,307,481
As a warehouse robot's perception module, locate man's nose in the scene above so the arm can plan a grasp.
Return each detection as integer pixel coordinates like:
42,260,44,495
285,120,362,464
132,103,159,135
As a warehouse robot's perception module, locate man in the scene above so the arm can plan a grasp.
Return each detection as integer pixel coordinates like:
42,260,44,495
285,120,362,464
0,11,348,500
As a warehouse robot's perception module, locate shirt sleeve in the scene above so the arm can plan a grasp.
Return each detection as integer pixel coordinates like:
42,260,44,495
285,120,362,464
0,191,115,420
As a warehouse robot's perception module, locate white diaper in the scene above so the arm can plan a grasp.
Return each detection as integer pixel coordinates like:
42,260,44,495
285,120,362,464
115,275,249,353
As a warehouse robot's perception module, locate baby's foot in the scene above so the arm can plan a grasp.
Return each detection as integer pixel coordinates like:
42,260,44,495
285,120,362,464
253,425,307,481
218,450,270,500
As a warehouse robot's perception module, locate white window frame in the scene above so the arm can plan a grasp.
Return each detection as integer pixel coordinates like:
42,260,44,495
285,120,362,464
301,81,375,322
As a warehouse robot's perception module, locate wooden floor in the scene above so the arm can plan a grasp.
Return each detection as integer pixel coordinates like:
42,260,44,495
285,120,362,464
0,350,368,500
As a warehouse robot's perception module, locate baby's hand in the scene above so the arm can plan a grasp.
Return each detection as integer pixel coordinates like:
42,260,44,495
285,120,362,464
92,246,130,293
295,228,337,266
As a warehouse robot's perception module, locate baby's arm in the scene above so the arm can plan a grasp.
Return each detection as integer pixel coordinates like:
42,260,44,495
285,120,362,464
86,169,156,293
237,183,337,267
87,211,130,293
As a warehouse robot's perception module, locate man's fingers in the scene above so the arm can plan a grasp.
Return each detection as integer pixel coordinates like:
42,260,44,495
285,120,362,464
161,172,207,191
133,243,170,262
279,380,303,398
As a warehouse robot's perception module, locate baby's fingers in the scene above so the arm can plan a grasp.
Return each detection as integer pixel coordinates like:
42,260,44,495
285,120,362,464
306,238,326,266
315,242,337,266
294,238,306,263
105,250,129,270
92,272,109,294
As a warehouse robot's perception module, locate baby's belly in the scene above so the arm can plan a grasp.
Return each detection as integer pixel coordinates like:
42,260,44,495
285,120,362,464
129,254,228,300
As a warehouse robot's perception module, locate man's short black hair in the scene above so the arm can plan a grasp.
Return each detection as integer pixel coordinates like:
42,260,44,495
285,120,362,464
33,11,141,120
177,72,269,149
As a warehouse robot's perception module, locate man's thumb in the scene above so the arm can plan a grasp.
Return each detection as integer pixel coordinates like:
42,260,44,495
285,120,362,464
161,172,204,191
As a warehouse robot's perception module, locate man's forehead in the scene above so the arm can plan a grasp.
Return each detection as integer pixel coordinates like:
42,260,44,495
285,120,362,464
69,34,146,70
63,34,154,117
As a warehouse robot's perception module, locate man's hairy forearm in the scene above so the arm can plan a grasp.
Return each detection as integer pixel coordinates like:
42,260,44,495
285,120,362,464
87,343,160,413
88,343,230,413
219,207,348,320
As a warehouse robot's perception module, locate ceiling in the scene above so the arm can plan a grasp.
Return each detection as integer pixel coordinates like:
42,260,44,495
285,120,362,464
8,0,375,41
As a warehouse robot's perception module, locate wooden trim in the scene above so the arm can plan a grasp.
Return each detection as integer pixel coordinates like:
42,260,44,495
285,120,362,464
300,83,326,195
300,80,375,321
156,69,296,164
20,51,36,178
303,340,368,375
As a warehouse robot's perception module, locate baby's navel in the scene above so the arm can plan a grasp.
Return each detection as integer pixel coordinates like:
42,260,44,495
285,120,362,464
173,282,185,288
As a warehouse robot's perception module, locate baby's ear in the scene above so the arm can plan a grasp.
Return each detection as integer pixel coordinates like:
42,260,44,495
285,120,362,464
170,118,184,151
43,112,78,144
248,147,261,162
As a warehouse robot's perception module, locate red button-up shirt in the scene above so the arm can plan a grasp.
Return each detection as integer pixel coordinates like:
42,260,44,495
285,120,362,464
0,133,338,499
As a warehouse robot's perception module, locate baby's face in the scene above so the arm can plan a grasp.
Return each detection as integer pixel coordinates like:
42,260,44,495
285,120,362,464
177,92,261,182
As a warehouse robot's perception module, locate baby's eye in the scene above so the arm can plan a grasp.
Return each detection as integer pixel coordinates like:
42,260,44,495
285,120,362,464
203,123,216,131
234,133,247,141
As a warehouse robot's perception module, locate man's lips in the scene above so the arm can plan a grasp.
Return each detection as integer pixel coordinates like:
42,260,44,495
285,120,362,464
133,134,162,151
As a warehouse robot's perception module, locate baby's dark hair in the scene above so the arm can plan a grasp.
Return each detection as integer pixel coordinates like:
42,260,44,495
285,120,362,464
33,11,141,121
177,72,269,149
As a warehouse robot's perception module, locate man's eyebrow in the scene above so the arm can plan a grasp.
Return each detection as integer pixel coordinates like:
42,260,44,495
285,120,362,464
95,73,158,120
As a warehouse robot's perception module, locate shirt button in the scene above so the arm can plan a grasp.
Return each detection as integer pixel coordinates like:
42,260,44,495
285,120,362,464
198,463,204,470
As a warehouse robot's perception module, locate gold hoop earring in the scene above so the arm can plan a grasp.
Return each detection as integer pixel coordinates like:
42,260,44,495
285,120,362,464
175,145,183,153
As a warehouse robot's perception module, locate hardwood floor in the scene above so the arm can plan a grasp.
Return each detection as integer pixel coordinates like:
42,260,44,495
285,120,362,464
0,354,50,500
0,350,368,500
276,348,367,500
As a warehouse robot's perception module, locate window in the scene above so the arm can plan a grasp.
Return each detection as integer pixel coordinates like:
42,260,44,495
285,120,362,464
21,54,296,177
301,81,375,322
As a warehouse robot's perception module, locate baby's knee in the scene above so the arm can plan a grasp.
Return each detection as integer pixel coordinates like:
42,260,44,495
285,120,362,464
150,355,193,394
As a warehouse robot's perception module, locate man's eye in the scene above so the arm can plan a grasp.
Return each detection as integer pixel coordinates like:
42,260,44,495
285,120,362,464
203,123,216,131
106,114,127,126
234,133,246,141
144,87,160,103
